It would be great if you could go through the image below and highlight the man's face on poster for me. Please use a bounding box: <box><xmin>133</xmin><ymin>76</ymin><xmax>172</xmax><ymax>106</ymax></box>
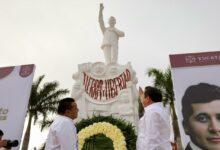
<box><xmin>185</xmin><ymin>100</ymin><xmax>220</xmax><ymax>150</ymax></box>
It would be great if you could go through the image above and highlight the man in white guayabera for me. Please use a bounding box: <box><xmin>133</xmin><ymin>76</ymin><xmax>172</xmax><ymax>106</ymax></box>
<box><xmin>99</xmin><ymin>3</ymin><xmax>125</xmax><ymax>64</ymax></box>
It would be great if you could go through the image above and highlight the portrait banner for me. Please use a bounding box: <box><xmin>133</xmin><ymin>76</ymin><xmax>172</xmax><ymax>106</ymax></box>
<box><xmin>170</xmin><ymin>51</ymin><xmax>220</xmax><ymax>150</ymax></box>
<box><xmin>0</xmin><ymin>64</ymin><xmax>35</xmax><ymax>150</ymax></box>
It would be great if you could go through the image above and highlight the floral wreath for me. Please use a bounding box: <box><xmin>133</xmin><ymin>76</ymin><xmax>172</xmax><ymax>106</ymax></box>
<box><xmin>78</xmin><ymin>122</ymin><xmax>126</xmax><ymax>150</ymax></box>
<box><xmin>76</xmin><ymin>115</ymin><xmax>136</xmax><ymax>150</ymax></box>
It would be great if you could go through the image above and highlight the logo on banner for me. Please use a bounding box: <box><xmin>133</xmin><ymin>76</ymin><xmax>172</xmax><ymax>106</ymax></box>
<box><xmin>0</xmin><ymin>107</ymin><xmax>9</xmax><ymax>121</ymax></box>
<box><xmin>19</xmin><ymin>65</ymin><xmax>34</xmax><ymax>78</ymax></box>
<box><xmin>0</xmin><ymin>67</ymin><xmax>14</xmax><ymax>79</ymax></box>
<box><xmin>185</xmin><ymin>56</ymin><xmax>196</xmax><ymax>64</ymax></box>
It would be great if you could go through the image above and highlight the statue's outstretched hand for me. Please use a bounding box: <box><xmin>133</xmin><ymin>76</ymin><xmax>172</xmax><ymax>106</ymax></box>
<box><xmin>100</xmin><ymin>3</ymin><xmax>104</xmax><ymax>11</ymax></box>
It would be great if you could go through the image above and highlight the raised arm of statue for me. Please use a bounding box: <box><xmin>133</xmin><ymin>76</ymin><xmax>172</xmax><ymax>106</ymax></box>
<box><xmin>99</xmin><ymin>3</ymin><xmax>105</xmax><ymax>34</ymax></box>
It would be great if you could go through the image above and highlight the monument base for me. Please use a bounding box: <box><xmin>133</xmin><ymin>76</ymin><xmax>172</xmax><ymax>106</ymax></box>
<box><xmin>71</xmin><ymin>62</ymin><xmax>139</xmax><ymax>127</ymax></box>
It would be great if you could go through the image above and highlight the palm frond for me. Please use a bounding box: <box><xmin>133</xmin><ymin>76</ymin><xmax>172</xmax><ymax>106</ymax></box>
<box><xmin>147</xmin><ymin>67</ymin><xmax>174</xmax><ymax>104</ymax></box>
<box><xmin>38</xmin><ymin>119</ymin><xmax>54</xmax><ymax>131</ymax></box>
<box><xmin>25</xmin><ymin>75</ymin><xmax>69</xmax><ymax>137</ymax></box>
<box><xmin>41</xmin><ymin>89</ymin><xmax>69</xmax><ymax>104</ymax></box>
<box><xmin>147</xmin><ymin>68</ymin><xmax>166</xmax><ymax>90</ymax></box>
<box><xmin>38</xmin><ymin>82</ymin><xmax>59</xmax><ymax>100</ymax></box>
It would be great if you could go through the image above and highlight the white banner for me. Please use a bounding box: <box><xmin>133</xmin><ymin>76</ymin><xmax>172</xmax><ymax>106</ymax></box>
<box><xmin>0</xmin><ymin>64</ymin><xmax>35</xmax><ymax>150</ymax></box>
<box><xmin>170</xmin><ymin>51</ymin><xmax>220</xmax><ymax>150</ymax></box>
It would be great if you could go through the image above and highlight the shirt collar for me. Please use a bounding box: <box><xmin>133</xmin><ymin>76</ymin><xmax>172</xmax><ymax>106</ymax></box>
<box><xmin>144</xmin><ymin>102</ymin><xmax>163</xmax><ymax>111</ymax></box>
<box><xmin>189</xmin><ymin>141</ymin><xmax>202</xmax><ymax>150</ymax></box>
<box><xmin>58</xmin><ymin>114</ymin><xmax>74</xmax><ymax>122</ymax></box>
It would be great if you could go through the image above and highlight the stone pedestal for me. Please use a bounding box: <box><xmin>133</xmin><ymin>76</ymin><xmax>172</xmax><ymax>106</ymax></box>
<box><xmin>71</xmin><ymin>62</ymin><xmax>139</xmax><ymax>127</ymax></box>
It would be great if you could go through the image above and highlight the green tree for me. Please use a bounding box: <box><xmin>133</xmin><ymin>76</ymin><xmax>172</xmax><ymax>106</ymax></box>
<box><xmin>21</xmin><ymin>75</ymin><xmax>69</xmax><ymax>150</ymax></box>
<box><xmin>147</xmin><ymin>67</ymin><xmax>183</xmax><ymax>150</ymax></box>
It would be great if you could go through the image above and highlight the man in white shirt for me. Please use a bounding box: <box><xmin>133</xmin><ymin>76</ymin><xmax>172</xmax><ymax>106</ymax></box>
<box><xmin>137</xmin><ymin>86</ymin><xmax>172</xmax><ymax>150</ymax></box>
<box><xmin>45</xmin><ymin>98</ymin><xmax>79</xmax><ymax>150</ymax></box>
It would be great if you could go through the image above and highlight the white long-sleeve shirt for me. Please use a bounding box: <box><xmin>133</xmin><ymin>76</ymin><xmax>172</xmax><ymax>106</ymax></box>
<box><xmin>45</xmin><ymin>115</ymin><xmax>78</xmax><ymax>150</ymax></box>
<box><xmin>137</xmin><ymin>102</ymin><xmax>172</xmax><ymax>150</ymax></box>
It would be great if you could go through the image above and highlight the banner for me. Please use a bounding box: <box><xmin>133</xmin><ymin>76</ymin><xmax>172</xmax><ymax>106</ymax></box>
<box><xmin>0</xmin><ymin>64</ymin><xmax>35</xmax><ymax>150</ymax></box>
<box><xmin>170</xmin><ymin>51</ymin><xmax>220</xmax><ymax>150</ymax></box>
<box><xmin>83</xmin><ymin>69</ymin><xmax>131</xmax><ymax>101</ymax></box>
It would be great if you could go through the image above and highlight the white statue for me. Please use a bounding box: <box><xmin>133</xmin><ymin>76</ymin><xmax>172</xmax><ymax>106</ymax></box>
<box><xmin>99</xmin><ymin>3</ymin><xmax>125</xmax><ymax>64</ymax></box>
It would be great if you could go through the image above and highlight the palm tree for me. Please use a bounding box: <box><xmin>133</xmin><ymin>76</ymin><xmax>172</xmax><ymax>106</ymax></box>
<box><xmin>147</xmin><ymin>67</ymin><xmax>183</xmax><ymax>150</ymax></box>
<box><xmin>21</xmin><ymin>75</ymin><xmax>69</xmax><ymax>150</ymax></box>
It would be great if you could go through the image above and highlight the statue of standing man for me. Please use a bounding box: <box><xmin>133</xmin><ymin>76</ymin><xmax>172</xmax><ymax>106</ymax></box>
<box><xmin>99</xmin><ymin>3</ymin><xmax>125</xmax><ymax>64</ymax></box>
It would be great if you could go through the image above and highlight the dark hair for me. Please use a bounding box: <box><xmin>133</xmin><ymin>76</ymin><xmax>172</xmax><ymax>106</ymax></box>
<box><xmin>57</xmin><ymin>97</ymin><xmax>75</xmax><ymax>114</ymax></box>
<box><xmin>182</xmin><ymin>83</ymin><xmax>220</xmax><ymax>125</ymax></box>
<box><xmin>0</xmin><ymin>129</ymin><xmax>3</xmax><ymax>136</ymax></box>
<box><xmin>144</xmin><ymin>86</ymin><xmax>162</xmax><ymax>102</ymax></box>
